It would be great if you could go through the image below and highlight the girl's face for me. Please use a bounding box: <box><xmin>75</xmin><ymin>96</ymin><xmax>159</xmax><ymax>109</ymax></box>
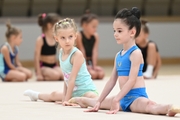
<box><xmin>11</xmin><ymin>32</ymin><xmax>22</xmax><ymax>46</ymax></box>
<box><xmin>83</xmin><ymin>19</ymin><xmax>98</xmax><ymax>35</ymax></box>
<box><xmin>47</xmin><ymin>23</ymin><xmax>55</xmax><ymax>32</ymax></box>
<box><xmin>55</xmin><ymin>28</ymin><xmax>77</xmax><ymax>50</ymax></box>
<box><xmin>136</xmin><ymin>28</ymin><xmax>148</xmax><ymax>44</ymax></box>
<box><xmin>113</xmin><ymin>19</ymin><xmax>134</xmax><ymax>44</ymax></box>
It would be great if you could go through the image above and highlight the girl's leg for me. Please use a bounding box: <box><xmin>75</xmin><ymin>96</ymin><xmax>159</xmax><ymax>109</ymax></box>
<box><xmin>69</xmin><ymin>96</ymin><xmax>121</xmax><ymax>110</ymax></box>
<box><xmin>38</xmin><ymin>91</ymin><xmax>63</xmax><ymax>102</ymax></box>
<box><xmin>24</xmin><ymin>90</ymin><xmax>63</xmax><ymax>102</ymax></box>
<box><xmin>83</xmin><ymin>91</ymin><xmax>99</xmax><ymax>98</ymax></box>
<box><xmin>95</xmin><ymin>66</ymin><xmax>105</xmax><ymax>79</ymax></box>
<box><xmin>130</xmin><ymin>97</ymin><xmax>180</xmax><ymax>116</ymax></box>
<box><xmin>5</xmin><ymin>70</ymin><xmax>26</xmax><ymax>82</ymax></box>
<box><xmin>87</xmin><ymin>66</ymin><xmax>98</xmax><ymax>79</ymax></box>
<box><xmin>53</xmin><ymin>66</ymin><xmax>64</xmax><ymax>80</ymax></box>
<box><xmin>16</xmin><ymin>67</ymin><xmax>32</xmax><ymax>80</ymax></box>
<box><xmin>41</xmin><ymin>67</ymin><xmax>62</xmax><ymax>81</ymax></box>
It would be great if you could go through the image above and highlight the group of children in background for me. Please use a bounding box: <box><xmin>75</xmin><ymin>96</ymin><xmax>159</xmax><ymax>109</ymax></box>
<box><xmin>0</xmin><ymin>10</ymin><xmax>161</xmax><ymax>82</ymax></box>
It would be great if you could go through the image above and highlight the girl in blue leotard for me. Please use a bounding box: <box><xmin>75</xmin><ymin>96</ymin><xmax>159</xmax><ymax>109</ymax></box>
<box><xmin>69</xmin><ymin>7</ymin><xmax>180</xmax><ymax>117</ymax></box>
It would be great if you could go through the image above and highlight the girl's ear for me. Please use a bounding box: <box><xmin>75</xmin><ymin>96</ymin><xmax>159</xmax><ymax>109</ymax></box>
<box><xmin>53</xmin><ymin>35</ymin><xmax>58</xmax><ymax>42</ymax></box>
<box><xmin>75</xmin><ymin>32</ymin><xmax>78</xmax><ymax>39</ymax></box>
<box><xmin>130</xmin><ymin>27</ymin><xmax>136</xmax><ymax>38</ymax></box>
<box><xmin>10</xmin><ymin>34</ymin><xmax>17</xmax><ymax>41</ymax></box>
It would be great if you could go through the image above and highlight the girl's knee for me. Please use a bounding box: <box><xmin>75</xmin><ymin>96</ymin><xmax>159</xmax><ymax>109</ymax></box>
<box><xmin>89</xmin><ymin>70</ymin><xmax>98</xmax><ymax>79</ymax></box>
<box><xmin>18</xmin><ymin>73</ymin><xmax>27</xmax><ymax>81</ymax></box>
<box><xmin>50</xmin><ymin>91</ymin><xmax>59</xmax><ymax>100</ymax></box>
<box><xmin>51</xmin><ymin>91</ymin><xmax>58</xmax><ymax>96</ymax></box>
<box><xmin>145</xmin><ymin>100</ymin><xmax>157</xmax><ymax>113</ymax></box>
<box><xmin>52</xmin><ymin>72</ymin><xmax>61</xmax><ymax>80</ymax></box>
<box><xmin>26</xmin><ymin>70</ymin><xmax>33</xmax><ymax>79</ymax></box>
<box><xmin>98</xmin><ymin>71</ymin><xmax>105</xmax><ymax>79</ymax></box>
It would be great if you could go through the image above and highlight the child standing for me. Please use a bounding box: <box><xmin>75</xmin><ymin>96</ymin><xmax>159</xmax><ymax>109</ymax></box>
<box><xmin>24</xmin><ymin>18</ymin><xmax>98</xmax><ymax>105</ymax></box>
<box><xmin>76</xmin><ymin>13</ymin><xmax>105</xmax><ymax>80</ymax></box>
<box><xmin>69</xmin><ymin>7</ymin><xmax>180</xmax><ymax>116</ymax></box>
<box><xmin>34</xmin><ymin>13</ymin><xmax>63</xmax><ymax>81</ymax></box>
<box><xmin>0</xmin><ymin>22</ymin><xmax>32</xmax><ymax>82</ymax></box>
<box><xmin>136</xmin><ymin>20</ymin><xmax>161</xmax><ymax>79</ymax></box>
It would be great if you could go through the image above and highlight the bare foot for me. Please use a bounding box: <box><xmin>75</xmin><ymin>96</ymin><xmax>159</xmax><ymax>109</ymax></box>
<box><xmin>167</xmin><ymin>105</ymin><xmax>180</xmax><ymax>117</ymax></box>
<box><xmin>69</xmin><ymin>97</ymin><xmax>88</xmax><ymax>108</ymax></box>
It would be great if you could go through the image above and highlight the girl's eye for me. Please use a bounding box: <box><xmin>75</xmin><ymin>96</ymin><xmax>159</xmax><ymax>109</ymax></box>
<box><xmin>113</xmin><ymin>30</ymin><xmax>116</xmax><ymax>33</ymax></box>
<box><xmin>118</xmin><ymin>30</ymin><xmax>122</xmax><ymax>33</ymax></box>
<box><xmin>69</xmin><ymin>35</ymin><xmax>73</xmax><ymax>38</ymax></box>
<box><xmin>61</xmin><ymin>37</ymin><xmax>65</xmax><ymax>40</ymax></box>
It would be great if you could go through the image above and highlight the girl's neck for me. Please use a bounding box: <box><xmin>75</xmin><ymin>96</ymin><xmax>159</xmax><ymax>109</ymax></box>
<box><xmin>123</xmin><ymin>39</ymin><xmax>136</xmax><ymax>51</ymax></box>
<box><xmin>138</xmin><ymin>39</ymin><xmax>149</xmax><ymax>47</ymax></box>
<box><xmin>62</xmin><ymin>47</ymin><xmax>74</xmax><ymax>55</ymax></box>
<box><xmin>83</xmin><ymin>30</ymin><xmax>91</xmax><ymax>39</ymax></box>
<box><xmin>44</xmin><ymin>30</ymin><xmax>54</xmax><ymax>40</ymax></box>
<box><xmin>7</xmin><ymin>41</ymin><xmax>15</xmax><ymax>49</ymax></box>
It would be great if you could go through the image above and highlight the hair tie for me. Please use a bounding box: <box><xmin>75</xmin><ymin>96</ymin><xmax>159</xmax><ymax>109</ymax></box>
<box><xmin>42</xmin><ymin>13</ymin><xmax>46</xmax><ymax>18</ymax></box>
<box><xmin>62</xmin><ymin>21</ymin><xmax>69</xmax><ymax>25</ymax></box>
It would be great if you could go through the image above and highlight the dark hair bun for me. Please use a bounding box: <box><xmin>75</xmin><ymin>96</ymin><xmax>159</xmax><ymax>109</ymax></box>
<box><xmin>131</xmin><ymin>7</ymin><xmax>141</xmax><ymax>19</ymax></box>
<box><xmin>6</xmin><ymin>20</ymin><xmax>12</xmax><ymax>30</ymax></box>
<box><xmin>38</xmin><ymin>14</ymin><xmax>44</xmax><ymax>27</ymax></box>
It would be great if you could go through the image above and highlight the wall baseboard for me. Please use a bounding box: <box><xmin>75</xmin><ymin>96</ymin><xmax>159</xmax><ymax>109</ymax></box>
<box><xmin>21</xmin><ymin>57</ymin><xmax>180</xmax><ymax>68</ymax></box>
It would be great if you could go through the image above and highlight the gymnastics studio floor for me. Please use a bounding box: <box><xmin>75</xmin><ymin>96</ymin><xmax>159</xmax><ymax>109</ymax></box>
<box><xmin>0</xmin><ymin>64</ymin><xmax>180</xmax><ymax>120</ymax></box>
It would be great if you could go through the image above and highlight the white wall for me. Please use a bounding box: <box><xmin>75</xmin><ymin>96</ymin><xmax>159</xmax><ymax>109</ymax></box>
<box><xmin>0</xmin><ymin>22</ymin><xmax>180</xmax><ymax>60</ymax></box>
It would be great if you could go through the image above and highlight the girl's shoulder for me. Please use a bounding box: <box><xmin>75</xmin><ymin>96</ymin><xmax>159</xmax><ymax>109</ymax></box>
<box><xmin>1</xmin><ymin>44</ymin><xmax>9</xmax><ymax>53</ymax></box>
<box><xmin>71</xmin><ymin>48</ymin><xmax>83</xmax><ymax>59</ymax></box>
<box><xmin>35</xmin><ymin>36</ymin><xmax>44</xmax><ymax>46</ymax></box>
<box><xmin>36</xmin><ymin>35</ymin><xmax>43</xmax><ymax>42</ymax></box>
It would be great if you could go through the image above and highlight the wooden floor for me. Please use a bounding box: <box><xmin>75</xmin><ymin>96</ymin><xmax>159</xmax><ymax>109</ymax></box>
<box><xmin>0</xmin><ymin>64</ymin><xmax>180</xmax><ymax>120</ymax></box>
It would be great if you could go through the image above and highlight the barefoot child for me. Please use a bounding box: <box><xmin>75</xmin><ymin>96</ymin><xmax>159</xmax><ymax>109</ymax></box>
<box><xmin>0</xmin><ymin>22</ymin><xmax>32</xmax><ymax>82</ymax></box>
<box><xmin>24</xmin><ymin>18</ymin><xmax>98</xmax><ymax>105</ymax></box>
<box><xmin>69</xmin><ymin>7</ymin><xmax>180</xmax><ymax>116</ymax></box>
<box><xmin>34</xmin><ymin>13</ymin><xmax>63</xmax><ymax>81</ymax></box>
<box><xmin>76</xmin><ymin>12</ymin><xmax>105</xmax><ymax>80</ymax></box>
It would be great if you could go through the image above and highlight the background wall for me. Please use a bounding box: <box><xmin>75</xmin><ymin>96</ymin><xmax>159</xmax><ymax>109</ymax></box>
<box><xmin>0</xmin><ymin>21</ymin><xmax>180</xmax><ymax>61</ymax></box>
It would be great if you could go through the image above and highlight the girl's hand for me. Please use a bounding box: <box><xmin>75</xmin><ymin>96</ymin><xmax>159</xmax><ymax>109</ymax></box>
<box><xmin>106</xmin><ymin>98</ymin><xmax>119</xmax><ymax>114</ymax></box>
<box><xmin>84</xmin><ymin>101</ymin><xmax>101</xmax><ymax>112</ymax></box>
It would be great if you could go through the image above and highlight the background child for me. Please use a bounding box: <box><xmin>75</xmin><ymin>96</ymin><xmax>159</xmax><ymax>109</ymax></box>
<box><xmin>0</xmin><ymin>22</ymin><xmax>32</xmax><ymax>82</ymax></box>
<box><xmin>76</xmin><ymin>12</ymin><xmax>105</xmax><ymax>80</ymax></box>
<box><xmin>69</xmin><ymin>7</ymin><xmax>180</xmax><ymax>117</ymax></box>
<box><xmin>24</xmin><ymin>18</ymin><xmax>98</xmax><ymax>105</ymax></box>
<box><xmin>34</xmin><ymin>13</ymin><xmax>63</xmax><ymax>81</ymax></box>
<box><xmin>136</xmin><ymin>20</ymin><xmax>161</xmax><ymax>79</ymax></box>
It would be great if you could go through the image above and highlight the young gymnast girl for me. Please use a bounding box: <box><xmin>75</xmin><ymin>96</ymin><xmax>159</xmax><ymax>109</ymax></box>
<box><xmin>69</xmin><ymin>7</ymin><xmax>180</xmax><ymax>116</ymax></box>
<box><xmin>24</xmin><ymin>18</ymin><xmax>98</xmax><ymax>105</ymax></box>
<box><xmin>76</xmin><ymin>12</ymin><xmax>105</xmax><ymax>80</ymax></box>
<box><xmin>0</xmin><ymin>22</ymin><xmax>32</xmax><ymax>82</ymax></box>
<box><xmin>136</xmin><ymin>20</ymin><xmax>161</xmax><ymax>79</ymax></box>
<box><xmin>34</xmin><ymin>13</ymin><xmax>63</xmax><ymax>81</ymax></box>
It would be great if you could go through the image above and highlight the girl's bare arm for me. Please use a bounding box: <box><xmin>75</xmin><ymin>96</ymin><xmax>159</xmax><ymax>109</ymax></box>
<box><xmin>64</xmin><ymin>50</ymin><xmax>84</xmax><ymax>101</ymax></box>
